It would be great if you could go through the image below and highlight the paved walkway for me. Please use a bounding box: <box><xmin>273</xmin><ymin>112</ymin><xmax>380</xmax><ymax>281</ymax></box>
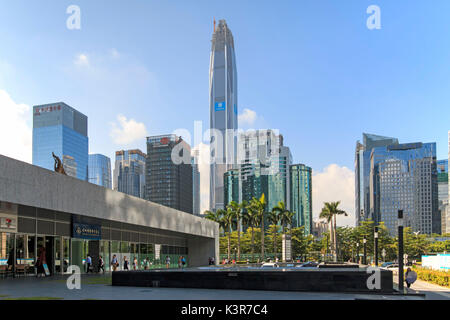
<box><xmin>392</xmin><ymin>273</ymin><xmax>450</xmax><ymax>300</ymax></box>
<box><xmin>0</xmin><ymin>274</ymin><xmax>423</xmax><ymax>300</ymax></box>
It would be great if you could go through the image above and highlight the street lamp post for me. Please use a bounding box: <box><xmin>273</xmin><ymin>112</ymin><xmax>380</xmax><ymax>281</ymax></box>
<box><xmin>363</xmin><ymin>237</ymin><xmax>367</xmax><ymax>265</ymax></box>
<box><xmin>374</xmin><ymin>226</ymin><xmax>379</xmax><ymax>266</ymax></box>
<box><xmin>398</xmin><ymin>210</ymin><xmax>404</xmax><ymax>291</ymax></box>
<box><xmin>356</xmin><ymin>242</ymin><xmax>360</xmax><ymax>264</ymax></box>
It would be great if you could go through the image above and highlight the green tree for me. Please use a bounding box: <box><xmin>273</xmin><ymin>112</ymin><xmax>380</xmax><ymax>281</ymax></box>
<box><xmin>267</xmin><ymin>209</ymin><xmax>281</xmax><ymax>258</ymax></box>
<box><xmin>319</xmin><ymin>201</ymin><xmax>348</xmax><ymax>261</ymax></box>
<box><xmin>249</xmin><ymin>194</ymin><xmax>267</xmax><ymax>260</ymax></box>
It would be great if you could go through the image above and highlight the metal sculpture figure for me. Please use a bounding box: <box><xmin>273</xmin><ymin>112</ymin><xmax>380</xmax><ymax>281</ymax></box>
<box><xmin>52</xmin><ymin>152</ymin><xmax>67</xmax><ymax>175</ymax></box>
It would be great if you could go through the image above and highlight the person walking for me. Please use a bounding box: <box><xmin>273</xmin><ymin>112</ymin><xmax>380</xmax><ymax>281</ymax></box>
<box><xmin>405</xmin><ymin>267</ymin><xmax>417</xmax><ymax>288</ymax></box>
<box><xmin>165</xmin><ymin>256</ymin><xmax>170</xmax><ymax>269</ymax></box>
<box><xmin>178</xmin><ymin>256</ymin><xmax>182</xmax><ymax>268</ymax></box>
<box><xmin>133</xmin><ymin>257</ymin><xmax>138</xmax><ymax>270</ymax></box>
<box><xmin>86</xmin><ymin>254</ymin><xmax>92</xmax><ymax>273</ymax></box>
<box><xmin>111</xmin><ymin>254</ymin><xmax>118</xmax><ymax>271</ymax></box>
<box><xmin>98</xmin><ymin>256</ymin><xmax>105</xmax><ymax>273</ymax></box>
<box><xmin>123</xmin><ymin>256</ymin><xmax>129</xmax><ymax>270</ymax></box>
<box><xmin>181</xmin><ymin>256</ymin><xmax>186</xmax><ymax>269</ymax></box>
<box><xmin>35</xmin><ymin>247</ymin><xmax>47</xmax><ymax>277</ymax></box>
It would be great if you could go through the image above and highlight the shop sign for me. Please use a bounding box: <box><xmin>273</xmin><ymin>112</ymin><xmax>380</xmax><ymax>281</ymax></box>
<box><xmin>155</xmin><ymin>244</ymin><xmax>161</xmax><ymax>260</ymax></box>
<box><xmin>0</xmin><ymin>214</ymin><xmax>17</xmax><ymax>232</ymax></box>
<box><xmin>72</xmin><ymin>222</ymin><xmax>101</xmax><ymax>240</ymax></box>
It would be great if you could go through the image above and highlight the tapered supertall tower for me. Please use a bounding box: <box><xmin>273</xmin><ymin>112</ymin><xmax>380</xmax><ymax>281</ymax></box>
<box><xmin>209</xmin><ymin>19</ymin><xmax>238</xmax><ymax>211</ymax></box>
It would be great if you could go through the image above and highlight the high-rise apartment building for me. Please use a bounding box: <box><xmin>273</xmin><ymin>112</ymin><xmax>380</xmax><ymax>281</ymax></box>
<box><xmin>32</xmin><ymin>102</ymin><xmax>88</xmax><ymax>181</ymax></box>
<box><xmin>369</xmin><ymin>142</ymin><xmax>439</xmax><ymax>235</ymax></box>
<box><xmin>113</xmin><ymin>149</ymin><xmax>146</xmax><ymax>199</ymax></box>
<box><xmin>192</xmin><ymin>148</ymin><xmax>201</xmax><ymax>215</ymax></box>
<box><xmin>209</xmin><ymin>19</ymin><xmax>238</xmax><ymax>211</ymax></box>
<box><xmin>145</xmin><ymin>135</ymin><xmax>193</xmax><ymax>214</ymax></box>
<box><xmin>88</xmin><ymin>154</ymin><xmax>112</xmax><ymax>189</ymax></box>
<box><xmin>355</xmin><ymin>133</ymin><xmax>399</xmax><ymax>225</ymax></box>
<box><xmin>290</xmin><ymin>164</ymin><xmax>313</xmax><ymax>234</ymax></box>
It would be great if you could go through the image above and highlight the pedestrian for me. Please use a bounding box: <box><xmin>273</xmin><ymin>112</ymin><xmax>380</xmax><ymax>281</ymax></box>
<box><xmin>98</xmin><ymin>255</ymin><xmax>105</xmax><ymax>273</ymax></box>
<box><xmin>133</xmin><ymin>257</ymin><xmax>138</xmax><ymax>270</ymax></box>
<box><xmin>211</xmin><ymin>256</ymin><xmax>215</xmax><ymax>265</ymax></box>
<box><xmin>165</xmin><ymin>256</ymin><xmax>171</xmax><ymax>269</ymax></box>
<box><xmin>145</xmin><ymin>257</ymin><xmax>150</xmax><ymax>270</ymax></box>
<box><xmin>86</xmin><ymin>254</ymin><xmax>92</xmax><ymax>273</ymax></box>
<box><xmin>181</xmin><ymin>256</ymin><xmax>186</xmax><ymax>268</ymax></box>
<box><xmin>111</xmin><ymin>254</ymin><xmax>118</xmax><ymax>271</ymax></box>
<box><xmin>405</xmin><ymin>267</ymin><xmax>417</xmax><ymax>288</ymax></box>
<box><xmin>178</xmin><ymin>256</ymin><xmax>182</xmax><ymax>268</ymax></box>
<box><xmin>7</xmin><ymin>248</ymin><xmax>14</xmax><ymax>272</ymax></box>
<box><xmin>123</xmin><ymin>256</ymin><xmax>129</xmax><ymax>270</ymax></box>
<box><xmin>208</xmin><ymin>257</ymin><xmax>212</xmax><ymax>265</ymax></box>
<box><xmin>35</xmin><ymin>247</ymin><xmax>47</xmax><ymax>277</ymax></box>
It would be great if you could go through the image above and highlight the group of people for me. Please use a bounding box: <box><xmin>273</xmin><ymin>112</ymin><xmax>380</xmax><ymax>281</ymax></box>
<box><xmin>208</xmin><ymin>257</ymin><xmax>215</xmax><ymax>265</ymax></box>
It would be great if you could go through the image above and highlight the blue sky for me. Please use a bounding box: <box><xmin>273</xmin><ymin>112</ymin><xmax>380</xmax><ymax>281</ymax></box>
<box><xmin>1</xmin><ymin>0</ymin><xmax>449</xmax><ymax>223</ymax></box>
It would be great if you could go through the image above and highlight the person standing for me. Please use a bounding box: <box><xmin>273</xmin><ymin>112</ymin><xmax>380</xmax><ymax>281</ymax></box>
<box><xmin>111</xmin><ymin>254</ymin><xmax>118</xmax><ymax>271</ymax></box>
<box><xmin>123</xmin><ymin>256</ymin><xmax>129</xmax><ymax>270</ymax></box>
<box><xmin>181</xmin><ymin>256</ymin><xmax>186</xmax><ymax>269</ymax></box>
<box><xmin>98</xmin><ymin>256</ymin><xmax>105</xmax><ymax>273</ymax></box>
<box><xmin>86</xmin><ymin>254</ymin><xmax>92</xmax><ymax>273</ymax></box>
<box><xmin>165</xmin><ymin>256</ymin><xmax>170</xmax><ymax>269</ymax></box>
<box><xmin>178</xmin><ymin>256</ymin><xmax>182</xmax><ymax>268</ymax></box>
<box><xmin>35</xmin><ymin>247</ymin><xmax>47</xmax><ymax>277</ymax></box>
<box><xmin>405</xmin><ymin>267</ymin><xmax>417</xmax><ymax>288</ymax></box>
<box><xmin>133</xmin><ymin>257</ymin><xmax>138</xmax><ymax>270</ymax></box>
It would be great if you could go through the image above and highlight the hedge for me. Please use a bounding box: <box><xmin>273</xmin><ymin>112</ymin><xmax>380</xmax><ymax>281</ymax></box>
<box><xmin>413</xmin><ymin>267</ymin><xmax>450</xmax><ymax>287</ymax></box>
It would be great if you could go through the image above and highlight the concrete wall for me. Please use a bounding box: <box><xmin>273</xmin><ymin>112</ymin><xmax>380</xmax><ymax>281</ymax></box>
<box><xmin>0</xmin><ymin>154</ymin><xmax>219</xmax><ymax>266</ymax></box>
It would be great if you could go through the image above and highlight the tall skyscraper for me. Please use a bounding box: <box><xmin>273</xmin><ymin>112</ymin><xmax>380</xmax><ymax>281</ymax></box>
<box><xmin>192</xmin><ymin>148</ymin><xmax>201</xmax><ymax>215</ymax></box>
<box><xmin>224</xmin><ymin>168</ymin><xmax>240</xmax><ymax>207</ymax></box>
<box><xmin>355</xmin><ymin>133</ymin><xmax>399</xmax><ymax>225</ymax></box>
<box><xmin>209</xmin><ymin>19</ymin><xmax>238</xmax><ymax>211</ymax></box>
<box><xmin>32</xmin><ymin>102</ymin><xmax>88</xmax><ymax>181</ymax></box>
<box><xmin>369</xmin><ymin>142</ymin><xmax>439</xmax><ymax>235</ymax></box>
<box><xmin>437</xmin><ymin>159</ymin><xmax>448</xmax><ymax>234</ymax></box>
<box><xmin>88</xmin><ymin>154</ymin><xmax>112</xmax><ymax>189</ymax></box>
<box><xmin>145</xmin><ymin>135</ymin><xmax>193</xmax><ymax>214</ymax></box>
<box><xmin>113</xmin><ymin>149</ymin><xmax>146</xmax><ymax>199</ymax></box>
<box><xmin>290</xmin><ymin>164</ymin><xmax>313</xmax><ymax>234</ymax></box>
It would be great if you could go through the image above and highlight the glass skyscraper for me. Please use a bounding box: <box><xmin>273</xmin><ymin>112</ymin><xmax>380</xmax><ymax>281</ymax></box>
<box><xmin>437</xmin><ymin>159</ymin><xmax>448</xmax><ymax>234</ymax></box>
<box><xmin>224</xmin><ymin>168</ymin><xmax>240</xmax><ymax>207</ymax></box>
<box><xmin>88</xmin><ymin>154</ymin><xmax>112</xmax><ymax>189</ymax></box>
<box><xmin>370</xmin><ymin>142</ymin><xmax>439</xmax><ymax>235</ymax></box>
<box><xmin>209</xmin><ymin>19</ymin><xmax>238</xmax><ymax>211</ymax></box>
<box><xmin>192</xmin><ymin>148</ymin><xmax>201</xmax><ymax>215</ymax></box>
<box><xmin>355</xmin><ymin>133</ymin><xmax>399</xmax><ymax>225</ymax></box>
<box><xmin>113</xmin><ymin>149</ymin><xmax>146</xmax><ymax>199</ymax></box>
<box><xmin>145</xmin><ymin>135</ymin><xmax>193</xmax><ymax>214</ymax></box>
<box><xmin>290</xmin><ymin>164</ymin><xmax>313</xmax><ymax>234</ymax></box>
<box><xmin>32</xmin><ymin>102</ymin><xmax>88</xmax><ymax>181</ymax></box>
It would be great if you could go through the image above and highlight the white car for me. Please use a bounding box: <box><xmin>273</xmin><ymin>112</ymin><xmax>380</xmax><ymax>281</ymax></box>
<box><xmin>261</xmin><ymin>263</ymin><xmax>279</xmax><ymax>268</ymax></box>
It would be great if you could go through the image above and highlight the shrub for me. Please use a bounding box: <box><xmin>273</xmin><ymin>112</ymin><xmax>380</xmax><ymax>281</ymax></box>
<box><xmin>413</xmin><ymin>266</ymin><xmax>450</xmax><ymax>287</ymax></box>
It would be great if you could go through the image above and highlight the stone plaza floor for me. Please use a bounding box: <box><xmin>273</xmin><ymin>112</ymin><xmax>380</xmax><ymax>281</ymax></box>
<box><xmin>0</xmin><ymin>273</ymin><xmax>430</xmax><ymax>300</ymax></box>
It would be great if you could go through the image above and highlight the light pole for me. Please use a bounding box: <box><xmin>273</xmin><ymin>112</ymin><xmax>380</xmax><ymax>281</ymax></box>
<box><xmin>374</xmin><ymin>226</ymin><xmax>379</xmax><ymax>266</ymax></box>
<box><xmin>398</xmin><ymin>210</ymin><xmax>404</xmax><ymax>291</ymax></box>
<box><xmin>363</xmin><ymin>237</ymin><xmax>367</xmax><ymax>265</ymax></box>
<box><xmin>356</xmin><ymin>242</ymin><xmax>360</xmax><ymax>264</ymax></box>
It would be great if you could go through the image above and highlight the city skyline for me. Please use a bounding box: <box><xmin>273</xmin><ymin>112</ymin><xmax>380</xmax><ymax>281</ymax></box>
<box><xmin>1</xmin><ymin>1</ymin><xmax>450</xmax><ymax>226</ymax></box>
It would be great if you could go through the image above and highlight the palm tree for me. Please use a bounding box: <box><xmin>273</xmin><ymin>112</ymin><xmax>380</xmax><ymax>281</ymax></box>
<box><xmin>273</xmin><ymin>201</ymin><xmax>294</xmax><ymax>262</ymax></box>
<box><xmin>222</xmin><ymin>207</ymin><xmax>234</xmax><ymax>262</ymax></box>
<box><xmin>227</xmin><ymin>200</ymin><xmax>247</xmax><ymax>261</ymax></box>
<box><xmin>268</xmin><ymin>209</ymin><xmax>281</xmax><ymax>259</ymax></box>
<box><xmin>245</xmin><ymin>201</ymin><xmax>259</xmax><ymax>262</ymax></box>
<box><xmin>319</xmin><ymin>201</ymin><xmax>348</xmax><ymax>262</ymax></box>
<box><xmin>205</xmin><ymin>209</ymin><xmax>231</xmax><ymax>261</ymax></box>
<box><xmin>250</xmin><ymin>194</ymin><xmax>267</xmax><ymax>261</ymax></box>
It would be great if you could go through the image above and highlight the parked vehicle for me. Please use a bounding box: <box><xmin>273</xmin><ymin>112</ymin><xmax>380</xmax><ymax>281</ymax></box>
<box><xmin>261</xmin><ymin>263</ymin><xmax>279</xmax><ymax>268</ymax></box>
<box><xmin>296</xmin><ymin>261</ymin><xmax>319</xmax><ymax>268</ymax></box>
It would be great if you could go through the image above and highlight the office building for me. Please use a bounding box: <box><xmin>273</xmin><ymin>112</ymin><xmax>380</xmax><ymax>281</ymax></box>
<box><xmin>224</xmin><ymin>168</ymin><xmax>240</xmax><ymax>207</ymax></box>
<box><xmin>370</xmin><ymin>142</ymin><xmax>439</xmax><ymax>235</ymax></box>
<box><xmin>355</xmin><ymin>133</ymin><xmax>399</xmax><ymax>225</ymax></box>
<box><xmin>290</xmin><ymin>164</ymin><xmax>313</xmax><ymax>234</ymax></box>
<box><xmin>209</xmin><ymin>19</ymin><xmax>238</xmax><ymax>211</ymax></box>
<box><xmin>145</xmin><ymin>135</ymin><xmax>193</xmax><ymax>214</ymax></box>
<box><xmin>88</xmin><ymin>154</ymin><xmax>112</xmax><ymax>189</ymax></box>
<box><xmin>113</xmin><ymin>149</ymin><xmax>146</xmax><ymax>199</ymax></box>
<box><xmin>32</xmin><ymin>102</ymin><xmax>88</xmax><ymax>181</ymax></box>
<box><xmin>192</xmin><ymin>148</ymin><xmax>201</xmax><ymax>215</ymax></box>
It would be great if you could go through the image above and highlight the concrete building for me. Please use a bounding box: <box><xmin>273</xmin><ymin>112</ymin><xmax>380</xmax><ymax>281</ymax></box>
<box><xmin>0</xmin><ymin>154</ymin><xmax>218</xmax><ymax>276</ymax></box>
<box><xmin>312</xmin><ymin>220</ymin><xmax>329</xmax><ymax>239</ymax></box>
<box><xmin>145</xmin><ymin>135</ymin><xmax>193</xmax><ymax>214</ymax></box>
<box><xmin>89</xmin><ymin>154</ymin><xmax>112</xmax><ymax>189</ymax></box>
<box><xmin>32</xmin><ymin>102</ymin><xmax>88</xmax><ymax>181</ymax></box>
<box><xmin>113</xmin><ymin>149</ymin><xmax>146</xmax><ymax>199</ymax></box>
<box><xmin>192</xmin><ymin>148</ymin><xmax>201</xmax><ymax>216</ymax></box>
<box><xmin>209</xmin><ymin>19</ymin><xmax>238</xmax><ymax>211</ymax></box>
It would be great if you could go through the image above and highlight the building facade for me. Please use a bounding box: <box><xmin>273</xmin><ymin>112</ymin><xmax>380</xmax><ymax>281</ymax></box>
<box><xmin>32</xmin><ymin>102</ymin><xmax>88</xmax><ymax>181</ymax></box>
<box><xmin>88</xmin><ymin>154</ymin><xmax>112</xmax><ymax>189</ymax></box>
<box><xmin>370</xmin><ymin>142</ymin><xmax>439</xmax><ymax>235</ymax></box>
<box><xmin>355</xmin><ymin>133</ymin><xmax>399</xmax><ymax>225</ymax></box>
<box><xmin>113</xmin><ymin>149</ymin><xmax>146</xmax><ymax>199</ymax></box>
<box><xmin>224</xmin><ymin>168</ymin><xmax>240</xmax><ymax>207</ymax></box>
<box><xmin>145</xmin><ymin>135</ymin><xmax>193</xmax><ymax>214</ymax></box>
<box><xmin>290</xmin><ymin>164</ymin><xmax>313</xmax><ymax>234</ymax></box>
<box><xmin>192</xmin><ymin>148</ymin><xmax>201</xmax><ymax>215</ymax></box>
<box><xmin>209</xmin><ymin>19</ymin><xmax>238</xmax><ymax>211</ymax></box>
<box><xmin>0</xmin><ymin>154</ymin><xmax>218</xmax><ymax>276</ymax></box>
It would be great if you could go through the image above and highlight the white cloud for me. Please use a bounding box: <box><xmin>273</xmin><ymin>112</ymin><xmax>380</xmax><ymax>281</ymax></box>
<box><xmin>238</xmin><ymin>108</ymin><xmax>257</xmax><ymax>127</ymax></box>
<box><xmin>0</xmin><ymin>90</ymin><xmax>32</xmax><ymax>163</ymax></box>
<box><xmin>312</xmin><ymin>164</ymin><xmax>355</xmax><ymax>227</ymax></box>
<box><xmin>110</xmin><ymin>48</ymin><xmax>120</xmax><ymax>59</ymax></box>
<box><xmin>74</xmin><ymin>53</ymin><xmax>89</xmax><ymax>67</ymax></box>
<box><xmin>110</xmin><ymin>114</ymin><xmax>148</xmax><ymax>145</ymax></box>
